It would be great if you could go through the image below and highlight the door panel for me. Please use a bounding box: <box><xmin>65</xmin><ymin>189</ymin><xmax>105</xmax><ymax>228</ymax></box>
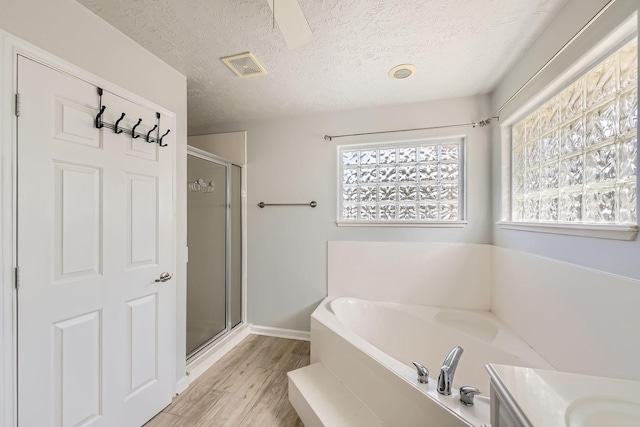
<box><xmin>54</xmin><ymin>162</ymin><xmax>103</xmax><ymax>280</ymax></box>
<box><xmin>53</xmin><ymin>96</ymin><xmax>102</xmax><ymax>148</ymax></box>
<box><xmin>126</xmin><ymin>293</ymin><xmax>158</xmax><ymax>394</ymax></box>
<box><xmin>17</xmin><ymin>56</ymin><xmax>174</xmax><ymax>427</ymax></box>
<box><xmin>126</xmin><ymin>174</ymin><xmax>158</xmax><ymax>267</ymax></box>
<box><xmin>53</xmin><ymin>311</ymin><xmax>102</xmax><ymax>427</ymax></box>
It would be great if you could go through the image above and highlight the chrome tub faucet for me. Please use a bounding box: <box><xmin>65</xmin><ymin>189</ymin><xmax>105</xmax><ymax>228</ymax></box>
<box><xmin>459</xmin><ymin>386</ymin><xmax>482</xmax><ymax>405</ymax></box>
<box><xmin>412</xmin><ymin>361</ymin><xmax>429</xmax><ymax>384</ymax></box>
<box><xmin>437</xmin><ymin>346</ymin><xmax>464</xmax><ymax>395</ymax></box>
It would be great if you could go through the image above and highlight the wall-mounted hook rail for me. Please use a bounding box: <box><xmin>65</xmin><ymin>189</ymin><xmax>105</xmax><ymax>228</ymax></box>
<box><xmin>146</xmin><ymin>124</ymin><xmax>158</xmax><ymax>143</ymax></box>
<box><xmin>159</xmin><ymin>129</ymin><xmax>170</xmax><ymax>147</ymax></box>
<box><xmin>258</xmin><ymin>201</ymin><xmax>318</xmax><ymax>208</ymax></box>
<box><xmin>95</xmin><ymin>105</ymin><xmax>106</xmax><ymax>129</ymax></box>
<box><xmin>131</xmin><ymin>118</ymin><xmax>142</xmax><ymax>138</ymax></box>
<box><xmin>93</xmin><ymin>88</ymin><xmax>170</xmax><ymax>147</ymax></box>
<box><xmin>94</xmin><ymin>113</ymin><xmax>167</xmax><ymax>145</ymax></box>
<box><xmin>114</xmin><ymin>112</ymin><xmax>126</xmax><ymax>134</ymax></box>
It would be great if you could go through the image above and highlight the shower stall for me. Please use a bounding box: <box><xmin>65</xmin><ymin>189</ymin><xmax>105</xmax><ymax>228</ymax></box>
<box><xmin>186</xmin><ymin>146</ymin><xmax>242</xmax><ymax>359</ymax></box>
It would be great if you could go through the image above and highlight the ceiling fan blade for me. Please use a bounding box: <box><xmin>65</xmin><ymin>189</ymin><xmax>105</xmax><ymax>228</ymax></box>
<box><xmin>266</xmin><ymin>0</ymin><xmax>313</xmax><ymax>49</ymax></box>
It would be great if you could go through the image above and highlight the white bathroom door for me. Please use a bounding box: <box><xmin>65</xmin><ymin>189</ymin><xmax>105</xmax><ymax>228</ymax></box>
<box><xmin>17</xmin><ymin>56</ymin><xmax>174</xmax><ymax>426</ymax></box>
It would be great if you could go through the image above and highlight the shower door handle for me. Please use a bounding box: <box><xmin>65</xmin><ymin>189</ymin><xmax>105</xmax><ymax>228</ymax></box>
<box><xmin>155</xmin><ymin>272</ymin><xmax>172</xmax><ymax>283</ymax></box>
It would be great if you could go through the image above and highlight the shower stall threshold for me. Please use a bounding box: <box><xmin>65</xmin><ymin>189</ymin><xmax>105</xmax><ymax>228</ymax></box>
<box><xmin>186</xmin><ymin>323</ymin><xmax>251</xmax><ymax>384</ymax></box>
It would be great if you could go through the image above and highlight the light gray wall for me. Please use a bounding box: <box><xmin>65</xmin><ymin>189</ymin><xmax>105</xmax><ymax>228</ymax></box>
<box><xmin>188</xmin><ymin>131</ymin><xmax>247</xmax><ymax>166</ymax></box>
<box><xmin>491</xmin><ymin>0</ymin><xmax>640</xmax><ymax>279</ymax></box>
<box><xmin>0</xmin><ymin>0</ymin><xmax>189</xmax><ymax>388</ymax></box>
<box><xmin>191</xmin><ymin>95</ymin><xmax>493</xmax><ymax>331</ymax></box>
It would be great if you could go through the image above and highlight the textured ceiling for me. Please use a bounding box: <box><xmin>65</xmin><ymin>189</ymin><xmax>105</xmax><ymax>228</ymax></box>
<box><xmin>77</xmin><ymin>0</ymin><xmax>568</xmax><ymax>130</ymax></box>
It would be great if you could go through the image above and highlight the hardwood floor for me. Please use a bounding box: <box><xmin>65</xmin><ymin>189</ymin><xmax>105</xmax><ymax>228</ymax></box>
<box><xmin>145</xmin><ymin>335</ymin><xmax>309</xmax><ymax>427</ymax></box>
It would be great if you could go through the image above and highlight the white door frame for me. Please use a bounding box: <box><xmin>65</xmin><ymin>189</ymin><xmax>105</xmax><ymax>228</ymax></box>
<box><xmin>0</xmin><ymin>30</ymin><xmax>178</xmax><ymax>427</ymax></box>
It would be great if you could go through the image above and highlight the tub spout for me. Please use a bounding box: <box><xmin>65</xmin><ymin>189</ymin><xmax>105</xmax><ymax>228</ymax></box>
<box><xmin>437</xmin><ymin>346</ymin><xmax>464</xmax><ymax>395</ymax></box>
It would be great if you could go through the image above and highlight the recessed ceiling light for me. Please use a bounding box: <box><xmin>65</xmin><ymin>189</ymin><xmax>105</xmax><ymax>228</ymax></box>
<box><xmin>389</xmin><ymin>64</ymin><xmax>417</xmax><ymax>80</ymax></box>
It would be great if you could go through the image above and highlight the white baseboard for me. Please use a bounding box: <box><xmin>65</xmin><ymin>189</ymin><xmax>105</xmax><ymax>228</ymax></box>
<box><xmin>250</xmin><ymin>325</ymin><xmax>311</xmax><ymax>341</ymax></box>
<box><xmin>186</xmin><ymin>323</ymin><xmax>251</xmax><ymax>383</ymax></box>
<box><xmin>174</xmin><ymin>375</ymin><xmax>190</xmax><ymax>395</ymax></box>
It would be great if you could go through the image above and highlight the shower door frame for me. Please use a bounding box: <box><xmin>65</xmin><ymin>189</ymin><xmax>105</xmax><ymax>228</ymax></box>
<box><xmin>186</xmin><ymin>146</ymin><xmax>243</xmax><ymax>361</ymax></box>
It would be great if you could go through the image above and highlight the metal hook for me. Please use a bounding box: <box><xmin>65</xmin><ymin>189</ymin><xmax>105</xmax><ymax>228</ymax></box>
<box><xmin>146</xmin><ymin>124</ymin><xmax>158</xmax><ymax>143</ymax></box>
<box><xmin>114</xmin><ymin>112</ymin><xmax>126</xmax><ymax>134</ymax></box>
<box><xmin>95</xmin><ymin>105</ymin><xmax>106</xmax><ymax>129</ymax></box>
<box><xmin>131</xmin><ymin>118</ymin><xmax>142</xmax><ymax>139</ymax></box>
<box><xmin>158</xmin><ymin>129</ymin><xmax>170</xmax><ymax>147</ymax></box>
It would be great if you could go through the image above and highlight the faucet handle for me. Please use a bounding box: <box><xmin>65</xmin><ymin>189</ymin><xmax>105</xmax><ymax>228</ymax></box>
<box><xmin>412</xmin><ymin>362</ymin><xmax>429</xmax><ymax>384</ymax></box>
<box><xmin>459</xmin><ymin>386</ymin><xmax>482</xmax><ymax>405</ymax></box>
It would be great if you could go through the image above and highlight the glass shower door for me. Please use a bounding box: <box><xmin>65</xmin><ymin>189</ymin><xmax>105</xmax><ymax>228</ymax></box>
<box><xmin>186</xmin><ymin>154</ymin><xmax>228</xmax><ymax>355</ymax></box>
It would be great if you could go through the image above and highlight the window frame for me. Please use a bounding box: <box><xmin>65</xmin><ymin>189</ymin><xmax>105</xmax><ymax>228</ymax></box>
<box><xmin>498</xmin><ymin>20</ymin><xmax>638</xmax><ymax>241</ymax></box>
<box><xmin>336</xmin><ymin>137</ymin><xmax>468</xmax><ymax>227</ymax></box>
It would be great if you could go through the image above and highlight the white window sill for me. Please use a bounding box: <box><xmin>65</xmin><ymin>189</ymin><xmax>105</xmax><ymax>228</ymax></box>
<box><xmin>336</xmin><ymin>220</ymin><xmax>467</xmax><ymax>228</ymax></box>
<box><xmin>497</xmin><ymin>221</ymin><xmax>638</xmax><ymax>241</ymax></box>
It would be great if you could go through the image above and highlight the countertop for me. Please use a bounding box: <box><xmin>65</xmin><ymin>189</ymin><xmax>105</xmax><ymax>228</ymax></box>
<box><xmin>486</xmin><ymin>363</ymin><xmax>640</xmax><ymax>426</ymax></box>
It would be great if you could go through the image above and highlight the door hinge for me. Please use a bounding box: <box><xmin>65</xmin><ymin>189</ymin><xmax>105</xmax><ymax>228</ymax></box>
<box><xmin>14</xmin><ymin>266</ymin><xmax>20</xmax><ymax>290</ymax></box>
<box><xmin>15</xmin><ymin>93</ymin><xmax>21</xmax><ymax>117</ymax></box>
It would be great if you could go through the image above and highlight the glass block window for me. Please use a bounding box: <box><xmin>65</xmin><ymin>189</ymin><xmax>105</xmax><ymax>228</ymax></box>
<box><xmin>512</xmin><ymin>38</ymin><xmax>637</xmax><ymax>225</ymax></box>
<box><xmin>339</xmin><ymin>139</ymin><xmax>464</xmax><ymax>223</ymax></box>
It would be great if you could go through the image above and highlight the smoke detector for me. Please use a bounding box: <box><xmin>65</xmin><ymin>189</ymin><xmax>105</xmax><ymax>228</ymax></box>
<box><xmin>389</xmin><ymin>64</ymin><xmax>417</xmax><ymax>80</ymax></box>
<box><xmin>221</xmin><ymin>52</ymin><xmax>267</xmax><ymax>78</ymax></box>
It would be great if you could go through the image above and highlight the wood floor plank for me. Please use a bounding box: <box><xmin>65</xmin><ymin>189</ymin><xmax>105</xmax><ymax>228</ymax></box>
<box><xmin>146</xmin><ymin>335</ymin><xmax>308</xmax><ymax>427</ymax></box>
<box><xmin>144</xmin><ymin>412</ymin><xmax>182</xmax><ymax>427</ymax></box>
<box><xmin>249</xmin><ymin>336</ymin><xmax>290</xmax><ymax>370</ymax></box>
<box><xmin>293</xmin><ymin>344</ymin><xmax>311</xmax><ymax>370</ymax></box>
<box><xmin>164</xmin><ymin>387</ymin><xmax>227</xmax><ymax>418</ymax></box>
<box><xmin>273</xmin><ymin>392</ymin><xmax>305</xmax><ymax>427</ymax></box>
<box><xmin>260</xmin><ymin>376</ymin><xmax>303</xmax><ymax>427</ymax></box>
<box><xmin>271</xmin><ymin>339</ymin><xmax>309</xmax><ymax>372</ymax></box>
<box><xmin>175</xmin><ymin>391</ymin><xmax>229</xmax><ymax>426</ymax></box>
<box><xmin>215</xmin><ymin>339</ymin><xmax>277</xmax><ymax>393</ymax></box>
<box><xmin>209</xmin><ymin>367</ymin><xmax>273</xmax><ymax>427</ymax></box>
<box><xmin>194</xmin><ymin>335</ymin><xmax>266</xmax><ymax>387</ymax></box>
<box><xmin>237</xmin><ymin>367</ymin><xmax>290</xmax><ymax>426</ymax></box>
<box><xmin>166</xmin><ymin>334</ymin><xmax>267</xmax><ymax>414</ymax></box>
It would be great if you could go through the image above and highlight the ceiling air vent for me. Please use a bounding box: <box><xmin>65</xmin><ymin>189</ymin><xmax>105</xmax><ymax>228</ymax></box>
<box><xmin>221</xmin><ymin>52</ymin><xmax>267</xmax><ymax>78</ymax></box>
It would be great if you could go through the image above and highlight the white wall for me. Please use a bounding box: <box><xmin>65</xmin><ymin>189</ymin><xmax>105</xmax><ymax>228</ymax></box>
<box><xmin>0</xmin><ymin>0</ymin><xmax>189</xmax><ymax>415</ymax></box>
<box><xmin>491</xmin><ymin>247</ymin><xmax>640</xmax><ymax>382</ymax></box>
<box><xmin>191</xmin><ymin>95</ymin><xmax>493</xmax><ymax>332</ymax></box>
<box><xmin>491</xmin><ymin>0</ymin><xmax>640</xmax><ymax>279</ymax></box>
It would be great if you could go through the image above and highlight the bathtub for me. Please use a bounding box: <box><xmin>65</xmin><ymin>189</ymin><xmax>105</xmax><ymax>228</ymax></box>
<box><xmin>310</xmin><ymin>297</ymin><xmax>554</xmax><ymax>426</ymax></box>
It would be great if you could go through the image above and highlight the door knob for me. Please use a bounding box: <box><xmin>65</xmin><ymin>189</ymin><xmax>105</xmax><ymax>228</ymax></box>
<box><xmin>155</xmin><ymin>272</ymin><xmax>172</xmax><ymax>283</ymax></box>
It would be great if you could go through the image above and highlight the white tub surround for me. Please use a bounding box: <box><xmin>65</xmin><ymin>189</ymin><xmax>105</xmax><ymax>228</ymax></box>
<box><xmin>328</xmin><ymin>241</ymin><xmax>491</xmax><ymax>308</ymax></box>
<box><xmin>487</xmin><ymin>364</ymin><xmax>640</xmax><ymax>427</ymax></box>
<box><xmin>491</xmin><ymin>246</ymin><xmax>640</xmax><ymax>382</ymax></box>
<box><xmin>328</xmin><ymin>241</ymin><xmax>640</xmax><ymax>383</ymax></box>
